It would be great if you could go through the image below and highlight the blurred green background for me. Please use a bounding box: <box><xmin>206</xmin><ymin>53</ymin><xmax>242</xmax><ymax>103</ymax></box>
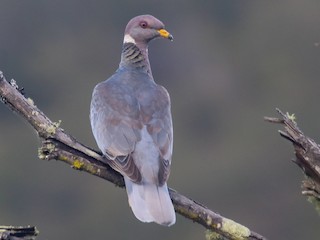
<box><xmin>1</xmin><ymin>1</ymin><xmax>320</xmax><ymax>239</ymax></box>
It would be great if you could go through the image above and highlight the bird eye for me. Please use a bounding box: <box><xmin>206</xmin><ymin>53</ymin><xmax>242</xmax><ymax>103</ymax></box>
<box><xmin>140</xmin><ymin>21</ymin><xmax>148</xmax><ymax>29</ymax></box>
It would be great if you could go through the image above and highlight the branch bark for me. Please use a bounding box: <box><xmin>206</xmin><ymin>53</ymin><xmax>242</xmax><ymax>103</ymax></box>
<box><xmin>0</xmin><ymin>71</ymin><xmax>266</xmax><ymax>240</ymax></box>
<box><xmin>0</xmin><ymin>226</ymin><xmax>38</xmax><ymax>240</ymax></box>
<box><xmin>265</xmin><ymin>109</ymin><xmax>320</xmax><ymax>213</ymax></box>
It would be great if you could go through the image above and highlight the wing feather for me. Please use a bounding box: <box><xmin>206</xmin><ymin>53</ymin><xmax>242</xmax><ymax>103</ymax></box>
<box><xmin>138</xmin><ymin>85</ymin><xmax>173</xmax><ymax>185</ymax></box>
<box><xmin>90</xmin><ymin>79</ymin><xmax>142</xmax><ymax>183</ymax></box>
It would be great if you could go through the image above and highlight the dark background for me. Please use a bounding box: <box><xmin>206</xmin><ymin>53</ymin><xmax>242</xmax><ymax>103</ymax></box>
<box><xmin>1</xmin><ymin>1</ymin><xmax>320</xmax><ymax>239</ymax></box>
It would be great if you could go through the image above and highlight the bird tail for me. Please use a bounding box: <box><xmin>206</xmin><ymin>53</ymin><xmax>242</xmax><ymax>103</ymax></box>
<box><xmin>124</xmin><ymin>177</ymin><xmax>176</xmax><ymax>226</ymax></box>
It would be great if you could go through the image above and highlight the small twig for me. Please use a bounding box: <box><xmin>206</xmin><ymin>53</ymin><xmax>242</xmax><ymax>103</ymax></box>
<box><xmin>263</xmin><ymin>116</ymin><xmax>284</xmax><ymax>124</ymax></box>
<box><xmin>0</xmin><ymin>71</ymin><xmax>267</xmax><ymax>240</ymax></box>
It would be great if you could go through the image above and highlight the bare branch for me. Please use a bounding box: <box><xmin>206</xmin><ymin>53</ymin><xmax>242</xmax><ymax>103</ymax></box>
<box><xmin>0</xmin><ymin>71</ymin><xmax>267</xmax><ymax>240</ymax></box>
<box><xmin>0</xmin><ymin>226</ymin><xmax>38</xmax><ymax>240</ymax></box>
<box><xmin>265</xmin><ymin>108</ymin><xmax>320</xmax><ymax>213</ymax></box>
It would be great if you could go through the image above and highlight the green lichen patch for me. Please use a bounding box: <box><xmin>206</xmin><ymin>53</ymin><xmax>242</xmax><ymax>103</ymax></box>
<box><xmin>220</xmin><ymin>218</ymin><xmax>250</xmax><ymax>240</ymax></box>
<box><xmin>307</xmin><ymin>196</ymin><xmax>320</xmax><ymax>215</ymax></box>
<box><xmin>31</xmin><ymin>110</ymin><xmax>39</xmax><ymax>116</ymax></box>
<box><xmin>53</xmin><ymin>120</ymin><xmax>62</xmax><ymax>128</ymax></box>
<box><xmin>38</xmin><ymin>143</ymin><xmax>56</xmax><ymax>160</ymax></box>
<box><xmin>46</xmin><ymin>125</ymin><xmax>57</xmax><ymax>134</ymax></box>
<box><xmin>41</xmin><ymin>120</ymin><xmax>62</xmax><ymax>135</ymax></box>
<box><xmin>84</xmin><ymin>163</ymin><xmax>98</xmax><ymax>175</ymax></box>
<box><xmin>286</xmin><ymin>112</ymin><xmax>296</xmax><ymax>123</ymax></box>
<box><xmin>72</xmin><ymin>160</ymin><xmax>85</xmax><ymax>170</ymax></box>
<box><xmin>205</xmin><ymin>230</ymin><xmax>227</xmax><ymax>240</ymax></box>
<box><xmin>27</xmin><ymin>97</ymin><xmax>35</xmax><ymax>106</ymax></box>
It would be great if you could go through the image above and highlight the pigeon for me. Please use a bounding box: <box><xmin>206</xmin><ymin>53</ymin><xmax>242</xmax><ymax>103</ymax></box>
<box><xmin>90</xmin><ymin>15</ymin><xmax>175</xmax><ymax>226</ymax></box>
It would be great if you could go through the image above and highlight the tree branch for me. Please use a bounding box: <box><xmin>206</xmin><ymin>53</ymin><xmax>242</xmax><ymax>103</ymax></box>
<box><xmin>0</xmin><ymin>71</ymin><xmax>267</xmax><ymax>240</ymax></box>
<box><xmin>0</xmin><ymin>226</ymin><xmax>38</xmax><ymax>240</ymax></box>
<box><xmin>265</xmin><ymin>108</ymin><xmax>320</xmax><ymax>213</ymax></box>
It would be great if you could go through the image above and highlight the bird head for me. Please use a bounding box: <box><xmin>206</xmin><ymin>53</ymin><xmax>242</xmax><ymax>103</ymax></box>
<box><xmin>123</xmin><ymin>15</ymin><xmax>173</xmax><ymax>45</ymax></box>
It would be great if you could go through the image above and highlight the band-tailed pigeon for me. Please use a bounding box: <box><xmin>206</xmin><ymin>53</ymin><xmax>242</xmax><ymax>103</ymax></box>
<box><xmin>90</xmin><ymin>15</ymin><xmax>175</xmax><ymax>226</ymax></box>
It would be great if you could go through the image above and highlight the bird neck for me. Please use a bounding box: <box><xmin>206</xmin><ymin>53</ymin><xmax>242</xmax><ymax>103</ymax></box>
<box><xmin>119</xmin><ymin>42</ymin><xmax>153</xmax><ymax>77</ymax></box>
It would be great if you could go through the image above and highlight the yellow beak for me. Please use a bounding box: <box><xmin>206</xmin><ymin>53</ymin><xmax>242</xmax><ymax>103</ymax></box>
<box><xmin>158</xmin><ymin>29</ymin><xmax>173</xmax><ymax>41</ymax></box>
